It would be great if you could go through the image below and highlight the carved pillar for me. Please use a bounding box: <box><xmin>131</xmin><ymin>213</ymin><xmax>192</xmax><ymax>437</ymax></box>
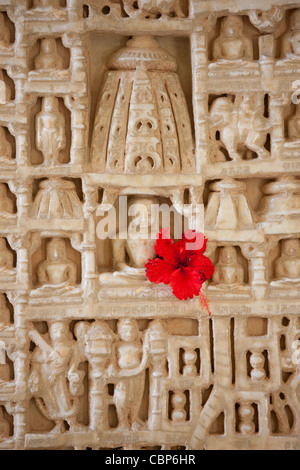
<box><xmin>191</xmin><ymin>21</ymin><xmax>211</xmax><ymax>172</ymax></box>
<box><xmin>9</xmin><ymin>180</ymin><xmax>31</xmax><ymax>221</ymax></box>
<box><xmin>241</xmin><ymin>244</ymin><xmax>268</xmax><ymax>300</ymax></box>
<box><xmin>250</xmin><ymin>350</ymin><xmax>266</xmax><ymax>381</ymax></box>
<box><xmin>190</xmin><ymin>187</ymin><xmax>205</xmax><ymax>233</ymax></box>
<box><xmin>8</xmin><ymin>293</ymin><xmax>29</xmax><ymax>449</ymax></box>
<box><xmin>16</xmin><ymin>244</ymin><xmax>29</xmax><ymax>290</ymax></box>
<box><xmin>89</xmin><ymin>364</ymin><xmax>107</xmax><ymax>433</ymax></box>
<box><xmin>79</xmin><ymin>322</ymin><xmax>115</xmax><ymax>433</ymax></box>
<box><xmin>8</xmin><ymin>402</ymin><xmax>27</xmax><ymax>450</ymax></box>
<box><xmin>191</xmin><ymin>317</ymin><xmax>232</xmax><ymax>450</ymax></box>
<box><xmin>64</xmin><ymin>96</ymin><xmax>88</xmax><ymax>166</ymax></box>
<box><xmin>269</xmin><ymin>94</ymin><xmax>290</xmax><ymax>160</ymax></box>
<box><xmin>67</xmin><ymin>0</ymin><xmax>82</xmax><ymax>22</ymax></box>
<box><xmin>171</xmin><ymin>390</ymin><xmax>187</xmax><ymax>423</ymax></box>
<box><xmin>9</xmin><ymin>233</ymin><xmax>40</xmax><ymax>292</ymax></box>
<box><xmin>147</xmin><ymin>321</ymin><xmax>168</xmax><ymax>431</ymax></box>
<box><xmin>238</xmin><ymin>402</ymin><xmax>255</xmax><ymax>435</ymax></box>
<box><xmin>9</xmin><ymin>122</ymin><xmax>30</xmax><ymax>167</ymax></box>
<box><xmin>10</xmin><ymin>24</ymin><xmax>30</xmax><ymax>172</ymax></box>
<box><xmin>249</xmin><ymin>8</ymin><xmax>285</xmax><ymax>90</ymax></box>
<box><xmin>183</xmin><ymin>349</ymin><xmax>198</xmax><ymax>377</ymax></box>
<box><xmin>82</xmin><ymin>183</ymin><xmax>98</xmax><ymax>300</ymax></box>
<box><xmin>64</xmin><ymin>33</ymin><xmax>89</xmax><ymax>165</ymax></box>
<box><xmin>8</xmin><ymin>12</ymin><xmax>28</xmax><ymax>101</ymax></box>
<box><xmin>259</xmin><ymin>35</ymin><xmax>276</xmax><ymax>88</ymax></box>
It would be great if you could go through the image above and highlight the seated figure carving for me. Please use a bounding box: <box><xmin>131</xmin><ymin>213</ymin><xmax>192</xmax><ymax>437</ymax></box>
<box><xmin>32</xmin><ymin>238</ymin><xmax>81</xmax><ymax>297</ymax></box>
<box><xmin>0</xmin><ymin>184</ymin><xmax>14</xmax><ymax>218</ymax></box>
<box><xmin>211</xmin><ymin>247</ymin><xmax>245</xmax><ymax>289</ymax></box>
<box><xmin>0</xmin><ymin>239</ymin><xmax>15</xmax><ymax>281</ymax></box>
<box><xmin>0</xmin><ymin>127</ymin><xmax>14</xmax><ymax>166</ymax></box>
<box><xmin>288</xmin><ymin>104</ymin><xmax>300</xmax><ymax>141</ymax></box>
<box><xmin>34</xmin><ymin>38</ymin><xmax>64</xmax><ymax>71</ymax></box>
<box><xmin>0</xmin><ymin>13</ymin><xmax>11</xmax><ymax>48</ymax></box>
<box><xmin>0</xmin><ymin>70</ymin><xmax>11</xmax><ymax>104</ymax></box>
<box><xmin>282</xmin><ymin>10</ymin><xmax>300</xmax><ymax>59</ymax></box>
<box><xmin>213</xmin><ymin>16</ymin><xmax>253</xmax><ymax>62</ymax></box>
<box><xmin>0</xmin><ymin>352</ymin><xmax>10</xmax><ymax>384</ymax></box>
<box><xmin>29</xmin><ymin>0</ymin><xmax>66</xmax><ymax>20</ymax></box>
<box><xmin>0</xmin><ymin>407</ymin><xmax>9</xmax><ymax>441</ymax></box>
<box><xmin>106</xmin><ymin>319</ymin><xmax>148</xmax><ymax>431</ymax></box>
<box><xmin>0</xmin><ymin>295</ymin><xmax>10</xmax><ymax>331</ymax></box>
<box><xmin>271</xmin><ymin>239</ymin><xmax>300</xmax><ymax>288</ymax></box>
<box><xmin>99</xmin><ymin>197</ymin><xmax>157</xmax><ymax>285</ymax></box>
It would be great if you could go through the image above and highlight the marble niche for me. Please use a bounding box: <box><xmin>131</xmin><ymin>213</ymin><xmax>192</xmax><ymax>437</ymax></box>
<box><xmin>0</xmin><ymin>0</ymin><xmax>299</xmax><ymax>453</ymax></box>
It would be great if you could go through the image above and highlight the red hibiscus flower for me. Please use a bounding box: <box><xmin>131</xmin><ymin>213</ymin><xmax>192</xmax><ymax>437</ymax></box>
<box><xmin>145</xmin><ymin>229</ymin><xmax>215</xmax><ymax>302</ymax></box>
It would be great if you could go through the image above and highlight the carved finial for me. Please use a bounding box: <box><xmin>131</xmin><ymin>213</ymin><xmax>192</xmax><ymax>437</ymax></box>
<box><xmin>248</xmin><ymin>7</ymin><xmax>285</xmax><ymax>34</ymax></box>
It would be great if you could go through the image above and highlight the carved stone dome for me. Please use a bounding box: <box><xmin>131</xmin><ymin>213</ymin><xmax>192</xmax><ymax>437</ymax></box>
<box><xmin>108</xmin><ymin>36</ymin><xmax>178</xmax><ymax>72</ymax></box>
<box><xmin>31</xmin><ymin>179</ymin><xmax>83</xmax><ymax>219</ymax></box>
<box><xmin>259</xmin><ymin>175</ymin><xmax>300</xmax><ymax>221</ymax></box>
<box><xmin>91</xmin><ymin>36</ymin><xmax>195</xmax><ymax>175</ymax></box>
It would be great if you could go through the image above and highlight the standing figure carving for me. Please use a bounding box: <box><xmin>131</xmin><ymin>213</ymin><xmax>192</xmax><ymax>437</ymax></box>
<box><xmin>29</xmin><ymin>322</ymin><xmax>84</xmax><ymax>433</ymax></box>
<box><xmin>36</xmin><ymin>96</ymin><xmax>66</xmax><ymax>166</ymax></box>
<box><xmin>107</xmin><ymin>319</ymin><xmax>149</xmax><ymax>431</ymax></box>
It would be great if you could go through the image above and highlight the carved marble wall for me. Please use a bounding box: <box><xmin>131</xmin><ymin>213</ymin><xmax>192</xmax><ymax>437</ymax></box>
<box><xmin>0</xmin><ymin>0</ymin><xmax>299</xmax><ymax>451</ymax></box>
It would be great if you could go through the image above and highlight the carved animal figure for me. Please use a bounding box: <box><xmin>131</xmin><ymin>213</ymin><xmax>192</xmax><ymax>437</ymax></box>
<box><xmin>123</xmin><ymin>0</ymin><xmax>185</xmax><ymax>18</ymax></box>
<box><xmin>210</xmin><ymin>96</ymin><xmax>270</xmax><ymax>160</ymax></box>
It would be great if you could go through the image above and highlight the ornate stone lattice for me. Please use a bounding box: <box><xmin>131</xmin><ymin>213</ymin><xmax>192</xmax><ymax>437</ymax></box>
<box><xmin>0</xmin><ymin>0</ymin><xmax>299</xmax><ymax>451</ymax></box>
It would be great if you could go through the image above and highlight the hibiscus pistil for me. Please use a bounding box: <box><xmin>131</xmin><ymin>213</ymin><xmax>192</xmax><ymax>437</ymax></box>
<box><xmin>145</xmin><ymin>229</ymin><xmax>215</xmax><ymax>313</ymax></box>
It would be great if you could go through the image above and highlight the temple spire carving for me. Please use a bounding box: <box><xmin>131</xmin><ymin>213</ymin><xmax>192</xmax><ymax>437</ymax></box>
<box><xmin>91</xmin><ymin>36</ymin><xmax>195</xmax><ymax>175</ymax></box>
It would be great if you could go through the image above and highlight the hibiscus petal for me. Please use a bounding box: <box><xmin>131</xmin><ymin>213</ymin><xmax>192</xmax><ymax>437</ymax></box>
<box><xmin>170</xmin><ymin>267</ymin><xmax>202</xmax><ymax>300</ymax></box>
<box><xmin>182</xmin><ymin>230</ymin><xmax>207</xmax><ymax>254</ymax></box>
<box><xmin>173</xmin><ymin>238</ymin><xmax>189</xmax><ymax>265</ymax></box>
<box><xmin>189</xmin><ymin>254</ymin><xmax>215</xmax><ymax>283</ymax></box>
<box><xmin>155</xmin><ymin>228</ymin><xmax>176</xmax><ymax>262</ymax></box>
<box><xmin>145</xmin><ymin>258</ymin><xmax>174</xmax><ymax>285</ymax></box>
